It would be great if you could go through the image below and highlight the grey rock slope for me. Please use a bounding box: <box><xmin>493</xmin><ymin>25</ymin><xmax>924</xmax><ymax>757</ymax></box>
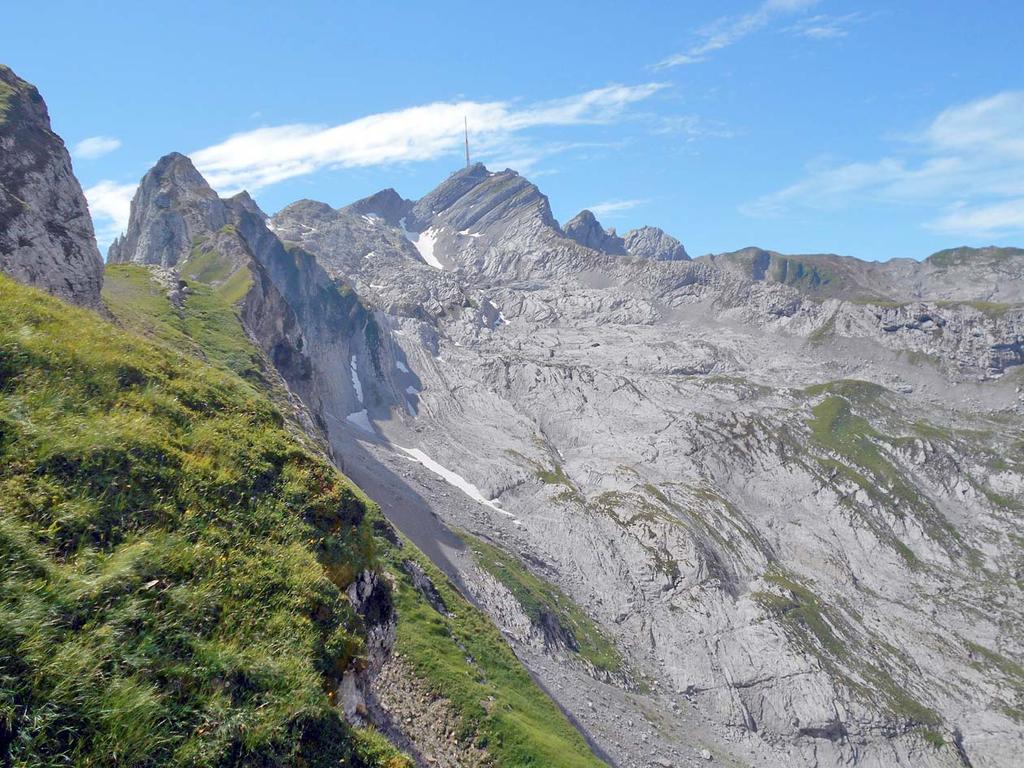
<box><xmin>623</xmin><ymin>224</ymin><xmax>689</xmax><ymax>261</ymax></box>
<box><xmin>0</xmin><ymin>64</ymin><xmax>103</xmax><ymax>306</ymax></box>
<box><xmin>270</xmin><ymin>163</ymin><xmax>1024</xmax><ymax>768</ymax></box>
<box><xmin>109</xmin><ymin>154</ymin><xmax>394</xmax><ymax>456</ymax></box>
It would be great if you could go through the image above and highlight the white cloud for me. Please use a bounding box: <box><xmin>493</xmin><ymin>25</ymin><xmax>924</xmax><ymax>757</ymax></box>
<box><xmin>741</xmin><ymin>91</ymin><xmax>1024</xmax><ymax>237</ymax></box>
<box><xmin>927</xmin><ymin>199</ymin><xmax>1024</xmax><ymax>236</ymax></box>
<box><xmin>653</xmin><ymin>0</ymin><xmax>820</xmax><ymax>69</ymax></box>
<box><xmin>588</xmin><ymin>199</ymin><xmax>648</xmax><ymax>218</ymax></box>
<box><xmin>189</xmin><ymin>83</ymin><xmax>666</xmax><ymax>194</ymax></box>
<box><xmin>84</xmin><ymin>181</ymin><xmax>135</xmax><ymax>248</ymax></box>
<box><xmin>73</xmin><ymin>136</ymin><xmax>122</xmax><ymax>159</ymax></box>
<box><xmin>788</xmin><ymin>12</ymin><xmax>866</xmax><ymax>39</ymax></box>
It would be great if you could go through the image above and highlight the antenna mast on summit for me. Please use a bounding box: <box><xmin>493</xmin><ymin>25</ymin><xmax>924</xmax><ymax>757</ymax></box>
<box><xmin>464</xmin><ymin>116</ymin><xmax>470</xmax><ymax>168</ymax></box>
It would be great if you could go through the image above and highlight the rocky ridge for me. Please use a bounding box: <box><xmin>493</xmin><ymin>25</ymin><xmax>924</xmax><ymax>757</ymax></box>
<box><xmin>0</xmin><ymin>64</ymin><xmax>103</xmax><ymax>307</ymax></box>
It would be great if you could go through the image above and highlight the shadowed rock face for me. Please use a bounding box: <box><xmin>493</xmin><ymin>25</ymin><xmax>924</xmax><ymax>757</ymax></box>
<box><xmin>563</xmin><ymin>210</ymin><xmax>626</xmax><ymax>254</ymax></box>
<box><xmin>0</xmin><ymin>65</ymin><xmax>103</xmax><ymax>307</ymax></box>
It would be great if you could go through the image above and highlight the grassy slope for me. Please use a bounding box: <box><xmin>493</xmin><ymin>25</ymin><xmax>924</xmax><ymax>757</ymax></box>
<box><xmin>103</xmin><ymin>263</ymin><xmax>260</xmax><ymax>382</ymax></box>
<box><xmin>0</xmin><ymin>274</ymin><xmax>412</xmax><ymax>767</ymax></box>
<box><xmin>100</xmin><ymin>263</ymin><xmax>606</xmax><ymax>766</ymax></box>
<box><xmin>464</xmin><ymin>535</ymin><xmax>622</xmax><ymax>675</ymax></box>
<box><xmin>383</xmin><ymin>542</ymin><xmax>606</xmax><ymax>768</ymax></box>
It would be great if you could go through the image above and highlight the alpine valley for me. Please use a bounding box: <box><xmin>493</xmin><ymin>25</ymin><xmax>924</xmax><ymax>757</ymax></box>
<box><xmin>2</xmin><ymin>63</ymin><xmax>1022</xmax><ymax>768</ymax></box>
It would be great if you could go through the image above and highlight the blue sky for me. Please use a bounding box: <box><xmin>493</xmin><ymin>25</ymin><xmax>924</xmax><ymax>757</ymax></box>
<box><xmin>3</xmin><ymin>1</ymin><xmax>1023</xmax><ymax>260</ymax></box>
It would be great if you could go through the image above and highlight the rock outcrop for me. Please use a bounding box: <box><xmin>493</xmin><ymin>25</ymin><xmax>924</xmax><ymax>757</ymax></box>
<box><xmin>107</xmin><ymin>152</ymin><xmax>230</xmax><ymax>267</ymax></box>
<box><xmin>0</xmin><ymin>64</ymin><xmax>103</xmax><ymax>307</ymax></box>
<box><xmin>622</xmin><ymin>225</ymin><xmax>689</xmax><ymax>261</ymax></box>
<box><xmin>563</xmin><ymin>209</ymin><xmax>626</xmax><ymax>254</ymax></box>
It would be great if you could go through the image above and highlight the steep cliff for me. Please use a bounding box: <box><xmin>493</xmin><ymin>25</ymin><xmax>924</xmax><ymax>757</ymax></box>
<box><xmin>0</xmin><ymin>65</ymin><xmax>103</xmax><ymax>306</ymax></box>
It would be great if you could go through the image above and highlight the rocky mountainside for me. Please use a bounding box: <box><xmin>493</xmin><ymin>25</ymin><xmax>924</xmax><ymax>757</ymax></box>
<box><xmin>3</xmin><ymin>60</ymin><xmax>1022</xmax><ymax>767</ymax></box>
<box><xmin>0</xmin><ymin>65</ymin><xmax>103</xmax><ymax>307</ymax></box>
<box><xmin>0</xmin><ymin>69</ymin><xmax>609</xmax><ymax>768</ymax></box>
<box><xmin>261</xmin><ymin>163</ymin><xmax>1023</xmax><ymax>768</ymax></box>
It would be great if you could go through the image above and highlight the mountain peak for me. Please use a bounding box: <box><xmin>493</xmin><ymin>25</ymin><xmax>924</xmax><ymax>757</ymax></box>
<box><xmin>408</xmin><ymin>163</ymin><xmax>556</xmax><ymax>235</ymax></box>
<box><xmin>108</xmin><ymin>153</ymin><xmax>229</xmax><ymax>266</ymax></box>
<box><xmin>563</xmin><ymin>210</ymin><xmax>626</xmax><ymax>254</ymax></box>
<box><xmin>342</xmin><ymin>187</ymin><xmax>413</xmax><ymax>226</ymax></box>
<box><xmin>0</xmin><ymin>64</ymin><xmax>104</xmax><ymax>306</ymax></box>
<box><xmin>622</xmin><ymin>225</ymin><xmax>689</xmax><ymax>261</ymax></box>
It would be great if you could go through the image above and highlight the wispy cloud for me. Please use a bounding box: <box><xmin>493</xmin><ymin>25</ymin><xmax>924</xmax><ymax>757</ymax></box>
<box><xmin>189</xmin><ymin>83</ymin><xmax>667</xmax><ymax>193</ymax></box>
<box><xmin>927</xmin><ymin>199</ymin><xmax>1024</xmax><ymax>236</ymax></box>
<box><xmin>787</xmin><ymin>12</ymin><xmax>866</xmax><ymax>40</ymax></box>
<box><xmin>653</xmin><ymin>0</ymin><xmax>820</xmax><ymax>69</ymax></box>
<box><xmin>73</xmin><ymin>136</ymin><xmax>122</xmax><ymax>159</ymax></box>
<box><xmin>588</xmin><ymin>198</ymin><xmax>648</xmax><ymax>218</ymax></box>
<box><xmin>741</xmin><ymin>91</ymin><xmax>1024</xmax><ymax>237</ymax></box>
<box><xmin>650</xmin><ymin>114</ymin><xmax>735</xmax><ymax>139</ymax></box>
<box><xmin>84</xmin><ymin>181</ymin><xmax>135</xmax><ymax>249</ymax></box>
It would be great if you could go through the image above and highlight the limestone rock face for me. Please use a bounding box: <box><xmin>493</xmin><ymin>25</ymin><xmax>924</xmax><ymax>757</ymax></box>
<box><xmin>622</xmin><ymin>225</ymin><xmax>689</xmax><ymax>261</ymax></box>
<box><xmin>0</xmin><ymin>65</ymin><xmax>103</xmax><ymax>307</ymax></box>
<box><xmin>563</xmin><ymin>210</ymin><xmax>626</xmax><ymax>254</ymax></box>
<box><xmin>270</xmin><ymin>162</ymin><xmax>1023</xmax><ymax>768</ymax></box>
<box><xmin>107</xmin><ymin>152</ymin><xmax>230</xmax><ymax>268</ymax></box>
<box><xmin>342</xmin><ymin>187</ymin><xmax>412</xmax><ymax>226</ymax></box>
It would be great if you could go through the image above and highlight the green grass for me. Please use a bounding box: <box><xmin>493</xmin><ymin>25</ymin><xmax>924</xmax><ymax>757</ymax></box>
<box><xmin>381</xmin><ymin>540</ymin><xmax>608</xmax><ymax>767</ymax></box>
<box><xmin>465</xmin><ymin>534</ymin><xmax>622</xmax><ymax>675</ymax></box>
<box><xmin>803</xmin><ymin>387</ymin><xmax>963</xmax><ymax>561</ymax></box>
<box><xmin>770</xmin><ymin>257</ymin><xmax>838</xmax><ymax>295</ymax></box>
<box><xmin>753</xmin><ymin>565</ymin><xmax>941</xmax><ymax>730</ymax></box>
<box><xmin>103</xmin><ymin>263</ymin><xmax>261</xmax><ymax>382</ymax></box>
<box><xmin>934</xmin><ymin>300</ymin><xmax>1017</xmax><ymax>319</ymax></box>
<box><xmin>0</xmin><ymin>274</ymin><xmax>410</xmax><ymax>767</ymax></box>
<box><xmin>0</xmin><ymin>78</ymin><xmax>14</xmax><ymax>125</ymax></box>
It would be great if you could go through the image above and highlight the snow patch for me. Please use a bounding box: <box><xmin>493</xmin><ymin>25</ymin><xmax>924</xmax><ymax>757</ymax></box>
<box><xmin>458</xmin><ymin>228</ymin><xmax>483</xmax><ymax>239</ymax></box>
<box><xmin>397</xmin><ymin>447</ymin><xmax>514</xmax><ymax>518</ymax></box>
<box><xmin>405</xmin><ymin>385</ymin><xmax>419</xmax><ymax>395</ymax></box>
<box><xmin>346</xmin><ymin>410</ymin><xmax>374</xmax><ymax>434</ymax></box>
<box><xmin>349</xmin><ymin>356</ymin><xmax>363</xmax><ymax>404</ymax></box>
<box><xmin>363</xmin><ymin>250</ymin><xmax>375</xmax><ymax>260</ymax></box>
<box><xmin>395</xmin><ymin>360</ymin><xmax>410</xmax><ymax>373</ymax></box>
<box><xmin>402</xmin><ymin>224</ymin><xmax>443</xmax><ymax>269</ymax></box>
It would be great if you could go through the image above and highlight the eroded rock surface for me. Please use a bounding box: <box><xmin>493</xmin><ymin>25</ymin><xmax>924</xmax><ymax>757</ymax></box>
<box><xmin>0</xmin><ymin>65</ymin><xmax>103</xmax><ymax>307</ymax></box>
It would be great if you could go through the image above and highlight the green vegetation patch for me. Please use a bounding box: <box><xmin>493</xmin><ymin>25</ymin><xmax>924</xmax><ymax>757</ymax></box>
<box><xmin>104</xmin><ymin>263</ymin><xmax>260</xmax><ymax>382</ymax></box>
<box><xmin>0</xmin><ymin>275</ymin><xmax>404</xmax><ymax>767</ymax></box>
<box><xmin>771</xmin><ymin>257</ymin><xmax>838</xmax><ymax>295</ymax></box>
<box><xmin>0</xmin><ymin>79</ymin><xmax>14</xmax><ymax>125</ymax></box>
<box><xmin>935</xmin><ymin>300</ymin><xmax>1018</xmax><ymax>319</ymax></box>
<box><xmin>802</xmin><ymin>385</ymin><xmax>963</xmax><ymax>561</ymax></box>
<box><xmin>465</xmin><ymin>534</ymin><xmax>622</xmax><ymax>674</ymax></box>
<box><xmin>381</xmin><ymin>540</ymin><xmax>607</xmax><ymax>768</ymax></box>
<box><xmin>753</xmin><ymin>565</ymin><xmax>941</xmax><ymax>729</ymax></box>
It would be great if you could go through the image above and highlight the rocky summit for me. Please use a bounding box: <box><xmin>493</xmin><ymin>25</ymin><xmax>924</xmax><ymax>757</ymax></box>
<box><xmin>2</xmin><ymin>61</ymin><xmax>1023</xmax><ymax>768</ymax></box>
<box><xmin>0</xmin><ymin>65</ymin><xmax>103</xmax><ymax>307</ymax></box>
